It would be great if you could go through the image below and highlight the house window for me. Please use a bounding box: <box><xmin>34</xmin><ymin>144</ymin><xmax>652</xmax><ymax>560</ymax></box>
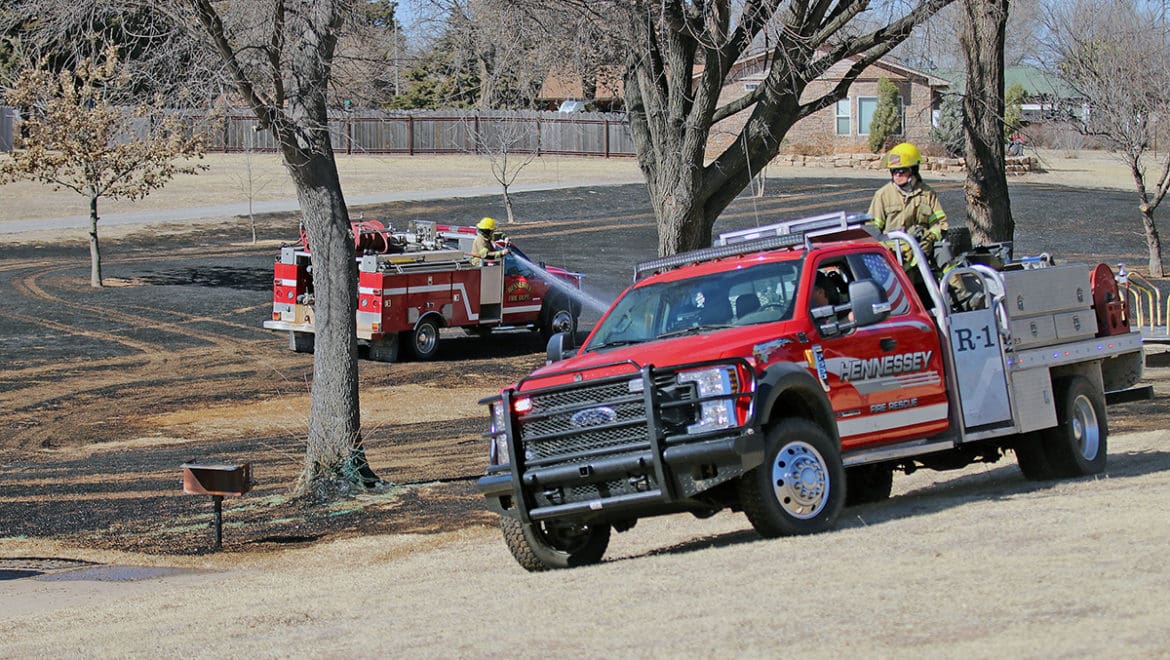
<box><xmin>859</xmin><ymin>95</ymin><xmax>905</xmax><ymax>135</ymax></box>
<box><xmin>858</xmin><ymin>97</ymin><xmax>877</xmax><ymax>135</ymax></box>
<box><xmin>835</xmin><ymin>99</ymin><xmax>850</xmax><ymax>135</ymax></box>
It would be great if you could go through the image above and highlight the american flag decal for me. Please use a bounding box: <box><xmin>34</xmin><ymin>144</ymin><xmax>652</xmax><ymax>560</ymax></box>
<box><xmin>861</xmin><ymin>252</ymin><xmax>910</xmax><ymax>316</ymax></box>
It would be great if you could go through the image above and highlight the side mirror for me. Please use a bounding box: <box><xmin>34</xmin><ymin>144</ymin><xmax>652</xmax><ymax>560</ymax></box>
<box><xmin>546</xmin><ymin>332</ymin><xmax>570</xmax><ymax>364</ymax></box>
<box><xmin>810</xmin><ymin>305</ymin><xmax>842</xmax><ymax>337</ymax></box>
<box><xmin>849</xmin><ymin>279</ymin><xmax>892</xmax><ymax>327</ymax></box>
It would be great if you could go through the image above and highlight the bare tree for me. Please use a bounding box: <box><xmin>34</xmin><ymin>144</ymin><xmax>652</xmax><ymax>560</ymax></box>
<box><xmin>541</xmin><ymin>0</ymin><xmax>953</xmax><ymax>256</ymax></box>
<box><xmin>960</xmin><ymin>0</ymin><xmax>1014</xmax><ymax>244</ymax></box>
<box><xmin>412</xmin><ymin>0</ymin><xmax>547</xmax><ymax>109</ymax></box>
<box><xmin>233</xmin><ymin>126</ymin><xmax>278</xmax><ymax>244</ymax></box>
<box><xmin>0</xmin><ymin>45</ymin><xmax>206</xmax><ymax>287</ymax></box>
<box><xmin>178</xmin><ymin>0</ymin><xmax>380</xmax><ymax>495</ymax></box>
<box><xmin>892</xmin><ymin>0</ymin><xmax>1044</xmax><ymax>70</ymax></box>
<box><xmin>465</xmin><ymin>111</ymin><xmax>538</xmax><ymax>223</ymax></box>
<box><xmin>5</xmin><ymin>0</ymin><xmax>386</xmax><ymax>499</ymax></box>
<box><xmin>1046</xmin><ymin>0</ymin><xmax>1169</xmax><ymax>276</ymax></box>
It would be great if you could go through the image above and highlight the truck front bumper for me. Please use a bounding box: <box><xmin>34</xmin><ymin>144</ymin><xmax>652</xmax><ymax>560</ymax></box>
<box><xmin>477</xmin><ymin>427</ymin><xmax>764</xmax><ymax>523</ymax></box>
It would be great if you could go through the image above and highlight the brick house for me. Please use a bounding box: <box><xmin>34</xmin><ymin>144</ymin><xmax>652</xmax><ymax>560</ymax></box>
<box><xmin>706</xmin><ymin>51</ymin><xmax>950</xmax><ymax>157</ymax></box>
<box><xmin>538</xmin><ymin>52</ymin><xmax>949</xmax><ymax>157</ymax></box>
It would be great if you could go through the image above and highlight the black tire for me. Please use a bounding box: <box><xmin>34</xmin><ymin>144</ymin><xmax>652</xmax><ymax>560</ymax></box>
<box><xmin>1042</xmin><ymin>376</ymin><xmax>1108</xmax><ymax>477</ymax></box>
<box><xmin>1013</xmin><ymin>431</ymin><xmax>1059</xmax><ymax>481</ymax></box>
<box><xmin>540</xmin><ymin>297</ymin><xmax>577</xmax><ymax>345</ymax></box>
<box><xmin>845</xmin><ymin>464</ymin><xmax>893</xmax><ymax>506</ymax></box>
<box><xmin>736</xmin><ymin>418</ymin><xmax>845</xmax><ymax>538</ymax></box>
<box><xmin>499</xmin><ymin>516</ymin><xmax>610</xmax><ymax>572</ymax></box>
<box><xmin>366</xmin><ymin>335</ymin><xmax>399</xmax><ymax>363</ymax></box>
<box><xmin>402</xmin><ymin>318</ymin><xmax>440</xmax><ymax>360</ymax></box>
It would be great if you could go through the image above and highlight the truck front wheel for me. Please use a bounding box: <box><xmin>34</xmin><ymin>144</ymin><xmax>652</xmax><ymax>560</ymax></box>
<box><xmin>737</xmin><ymin>418</ymin><xmax>845</xmax><ymax>538</ymax></box>
<box><xmin>1042</xmin><ymin>376</ymin><xmax>1107</xmax><ymax>477</ymax></box>
<box><xmin>499</xmin><ymin>516</ymin><xmax>610</xmax><ymax>571</ymax></box>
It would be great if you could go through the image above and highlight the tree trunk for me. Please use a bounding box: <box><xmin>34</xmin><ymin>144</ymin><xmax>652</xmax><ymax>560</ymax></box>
<box><xmin>88</xmin><ymin>193</ymin><xmax>103</xmax><ymax>288</ymax></box>
<box><xmin>185</xmin><ymin>0</ymin><xmax>376</xmax><ymax>499</ymax></box>
<box><xmin>287</xmin><ymin>151</ymin><xmax>377</xmax><ymax>495</ymax></box>
<box><xmin>1140</xmin><ymin>208</ymin><xmax>1165</xmax><ymax>277</ymax></box>
<box><xmin>503</xmin><ymin>185</ymin><xmax>515</xmax><ymax>223</ymax></box>
<box><xmin>960</xmin><ymin>0</ymin><xmax>1014</xmax><ymax>245</ymax></box>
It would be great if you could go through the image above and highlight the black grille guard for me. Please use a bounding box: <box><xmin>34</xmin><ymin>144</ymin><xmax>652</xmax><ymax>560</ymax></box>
<box><xmin>486</xmin><ymin>357</ymin><xmax>757</xmax><ymax>523</ymax></box>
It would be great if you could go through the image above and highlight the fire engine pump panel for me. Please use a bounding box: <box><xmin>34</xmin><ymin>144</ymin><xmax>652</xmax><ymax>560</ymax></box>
<box><xmin>263</xmin><ymin>219</ymin><xmax>581</xmax><ymax>362</ymax></box>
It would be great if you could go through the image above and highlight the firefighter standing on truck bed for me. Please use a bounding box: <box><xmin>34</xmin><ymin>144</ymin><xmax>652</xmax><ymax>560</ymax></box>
<box><xmin>868</xmin><ymin>142</ymin><xmax>948</xmax><ymax>269</ymax></box>
<box><xmin>471</xmin><ymin>216</ymin><xmax>509</xmax><ymax>266</ymax></box>
<box><xmin>868</xmin><ymin>142</ymin><xmax>948</xmax><ymax>305</ymax></box>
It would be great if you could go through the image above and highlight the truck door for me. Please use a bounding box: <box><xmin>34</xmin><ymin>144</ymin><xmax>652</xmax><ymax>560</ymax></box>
<box><xmin>809</xmin><ymin>251</ymin><xmax>950</xmax><ymax>449</ymax></box>
<box><xmin>944</xmin><ymin>269</ymin><xmax>1012</xmax><ymax>428</ymax></box>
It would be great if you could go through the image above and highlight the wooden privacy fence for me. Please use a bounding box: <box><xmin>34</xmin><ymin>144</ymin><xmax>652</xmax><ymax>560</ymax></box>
<box><xmin>1</xmin><ymin>107</ymin><xmax>637</xmax><ymax>158</ymax></box>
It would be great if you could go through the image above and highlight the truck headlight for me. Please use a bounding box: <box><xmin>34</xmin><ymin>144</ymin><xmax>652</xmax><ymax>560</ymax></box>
<box><xmin>677</xmin><ymin>366</ymin><xmax>737</xmax><ymax>434</ymax></box>
<box><xmin>488</xmin><ymin>401</ymin><xmax>509</xmax><ymax>466</ymax></box>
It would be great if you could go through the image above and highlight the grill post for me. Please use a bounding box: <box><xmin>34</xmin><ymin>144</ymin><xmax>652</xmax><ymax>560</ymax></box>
<box><xmin>181</xmin><ymin>463</ymin><xmax>253</xmax><ymax>552</ymax></box>
<box><xmin>213</xmin><ymin>495</ymin><xmax>224</xmax><ymax>550</ymax></box>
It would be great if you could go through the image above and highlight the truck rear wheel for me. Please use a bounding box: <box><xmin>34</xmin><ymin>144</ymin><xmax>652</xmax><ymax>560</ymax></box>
<box><xmin>1013</xmin><ymin>431</ymin><xmax>1058</xmax><ymax>480</ymax></box>
<box><xmin>737</xmin><ymin>418</ymin><xmax>844</xmax><ymax>538</ymax></box>
<box><xmin>499</xmin><ymin>516</ymin><xmax>610</xmax><ymax>571</ymax></box>
<box><xmin>1042</xmin><ymin>376</ymin><xmax>1107</xmax><ymax>477</ymax></box>
<box><xmin>403</xmin><ymin>318</ymin><xmax>440</xmax><ymax>360</ymax></box>
<box><xmin>540</xmin><ymin>297</ymin><xmax>577</xmax><ymax>346</ymax></box>
<box><xmin>845</xmin><ymin>464</ymin><xmax>893</xmax><ymax>506</ymax></box>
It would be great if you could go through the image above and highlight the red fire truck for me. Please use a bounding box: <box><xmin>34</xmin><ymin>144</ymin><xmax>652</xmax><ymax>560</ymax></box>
<box><xmin>477</xmin><ymin>212</ymin><xmax>1146</xmax><ymax>570</ymax></box>
<box><xmin>263</xmin><ymin>220</ymin><xmax>583</xmax><ymax>362</ymax></box>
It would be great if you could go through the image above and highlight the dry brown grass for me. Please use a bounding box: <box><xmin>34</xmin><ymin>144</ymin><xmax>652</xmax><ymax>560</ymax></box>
<box><xmin>2</xmin><ymin>429</ymin><xmax>1168</xmax><ymax>656</ymax></box>
<box><xmin>0</xmin><ymin>153</ymin><xmax>645</xmax><ymax>226</ymax></box>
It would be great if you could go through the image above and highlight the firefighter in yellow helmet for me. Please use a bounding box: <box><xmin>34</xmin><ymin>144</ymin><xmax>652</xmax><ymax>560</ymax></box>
<box><xmin>867</xmin><ymin>142</ymin><xmax>948</xmax><ymax>271</ymax></box>
<box><xmin>470</xmin><ymin>216</ymin><xmax>508</xmax><ymax>266</ymax></box>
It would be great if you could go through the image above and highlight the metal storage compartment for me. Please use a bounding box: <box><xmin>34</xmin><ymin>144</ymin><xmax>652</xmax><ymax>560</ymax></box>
<box><xmin>1001</xmin><ymin>264</ymin><xmax>1091</xmax><ymax>316</ymax></box>
<box><xmin>1002</xmin><ymin>264</ymin><xmax>1096</xmax><ymax>349</ymax></box>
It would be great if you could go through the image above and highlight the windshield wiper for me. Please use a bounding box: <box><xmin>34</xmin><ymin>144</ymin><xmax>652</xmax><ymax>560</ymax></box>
<box><xmin>655</xmin><ymin>323</ymin><xmax>733</xmax><ymax>340</ymax></box>
<box><xmin>585</xmin><ymin>338</ymin><xmax>652</xmax><ymax>352</ymax></box>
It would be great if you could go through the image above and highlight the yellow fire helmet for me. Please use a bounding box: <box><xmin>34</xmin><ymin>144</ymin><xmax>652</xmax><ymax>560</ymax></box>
<box><xmin>886</xmin><ymin>142</ymin><xmax>922</xmax><ymax>169</ymax></box>
<box><xmin>476</xmin><ymin>217</ymin><xmax>497</xmax><ymax>231</ymax></box>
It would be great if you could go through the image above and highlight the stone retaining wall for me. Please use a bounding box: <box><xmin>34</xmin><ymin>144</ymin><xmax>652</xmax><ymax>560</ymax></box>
<box><xmin>773</xmin><ymin>152</ymin><xmax>1041</xmax><ymax>175</ymax></box>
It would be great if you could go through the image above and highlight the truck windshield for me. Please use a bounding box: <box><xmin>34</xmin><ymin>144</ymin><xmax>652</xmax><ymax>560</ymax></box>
<box><xmin>585</xmin><ymin>260</ymin><xmax>803</xmax><ymax>352</ymax></box>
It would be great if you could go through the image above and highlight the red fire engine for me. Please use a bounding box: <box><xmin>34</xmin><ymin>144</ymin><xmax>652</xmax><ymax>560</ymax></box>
<box><xmin>263</xmin><ymin>220</ymin><xmax>583</xmax><ymax>361</ymax></box>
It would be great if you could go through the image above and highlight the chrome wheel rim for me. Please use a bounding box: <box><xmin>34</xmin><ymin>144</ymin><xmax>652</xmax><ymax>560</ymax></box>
<box><xmin>416</xmin><ymin>323</ymin><xmax>438</xmax><ymax>354</ymax></box>
<box><xmin>1071</xmin><ymin>394</ymin><xmax>1100</xmax><ymax>460</ymax></box>
<box><xmin>771</xmin><ymin>440</ymin><xmax>829</xmax><ymax>520</ymax></box>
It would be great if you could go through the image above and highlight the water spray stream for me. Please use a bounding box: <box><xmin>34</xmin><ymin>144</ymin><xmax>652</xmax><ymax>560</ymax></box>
<box><xmin>510</xmin><ymin>251</ymin><xmax>613</xmax><ymax>315</ymax></box>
